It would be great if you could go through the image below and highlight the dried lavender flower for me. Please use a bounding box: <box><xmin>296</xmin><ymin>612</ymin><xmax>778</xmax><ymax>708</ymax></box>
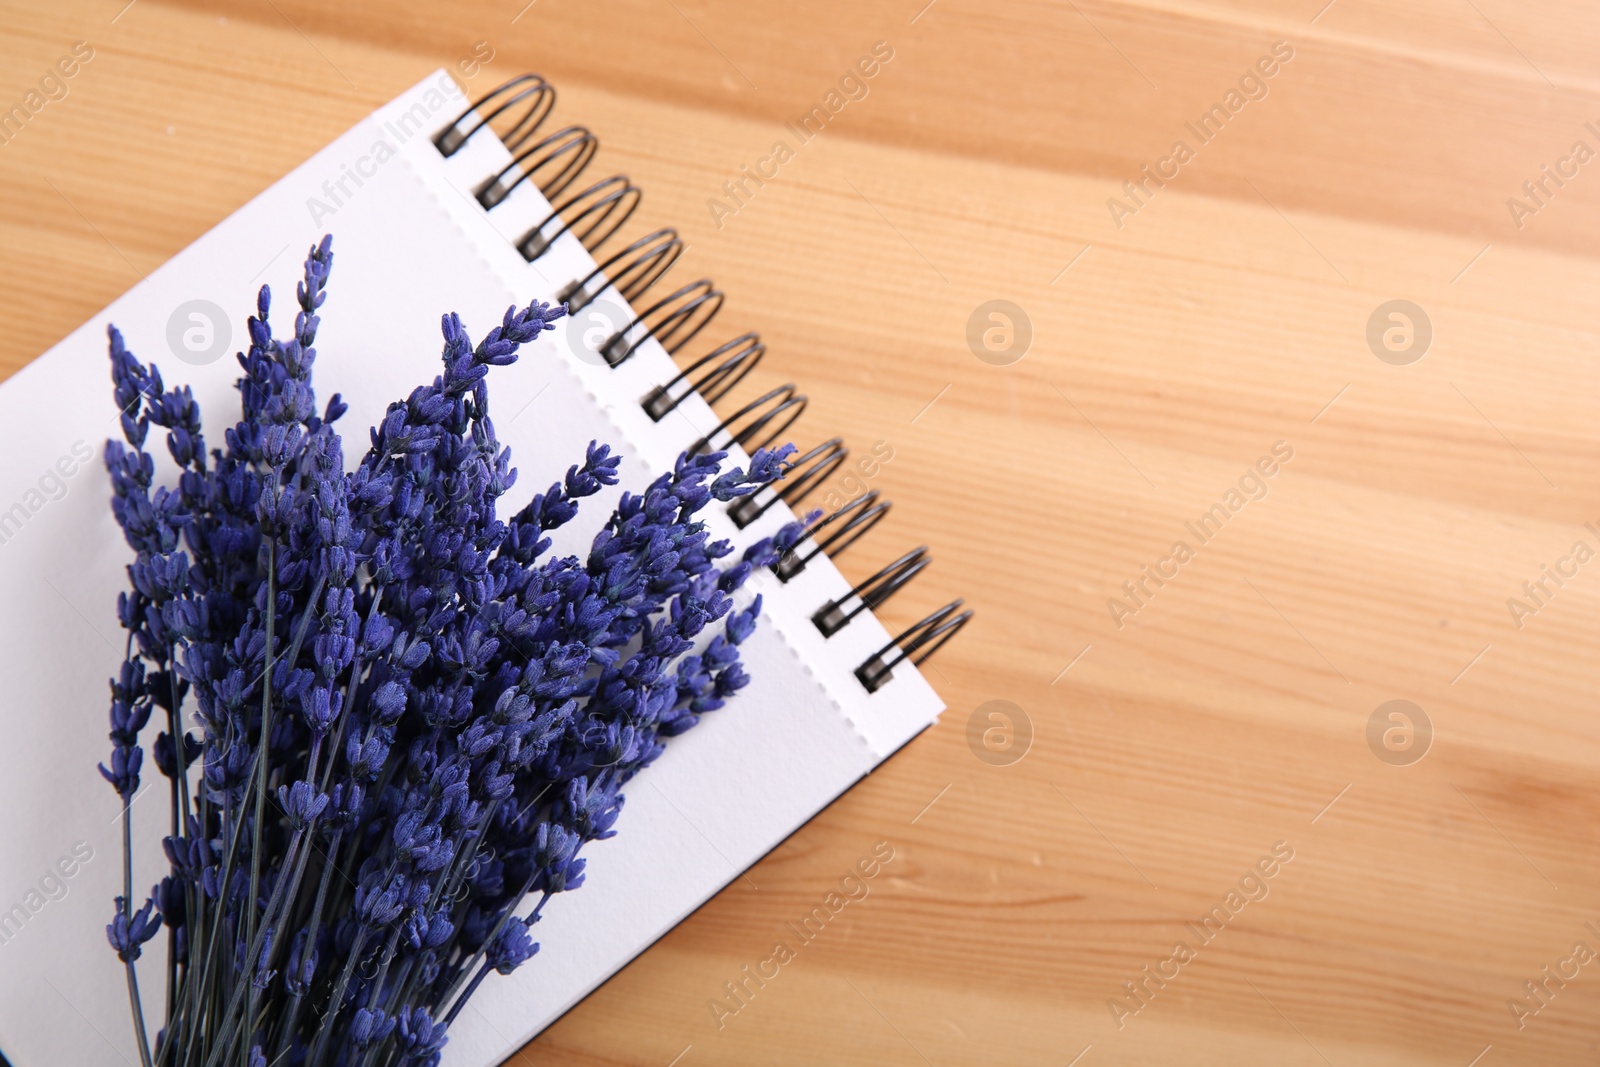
<box><xmin>100</xmin><ymin>235</ymin><xmax>792</xmax><ymax>1067</ymax></box>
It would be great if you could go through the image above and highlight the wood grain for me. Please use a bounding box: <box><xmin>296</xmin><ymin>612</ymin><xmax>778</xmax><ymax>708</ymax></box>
<box><xmin>2</xmin><ymin>0</ymin><xmax>1597</xmax><ymax>1064</ymax></box>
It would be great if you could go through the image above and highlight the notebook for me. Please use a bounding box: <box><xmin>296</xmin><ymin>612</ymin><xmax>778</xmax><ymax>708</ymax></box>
<box><xmin>0</xmin><ymin>71</ymin><xmax>967</xmax><ymax>1066</ymax></box>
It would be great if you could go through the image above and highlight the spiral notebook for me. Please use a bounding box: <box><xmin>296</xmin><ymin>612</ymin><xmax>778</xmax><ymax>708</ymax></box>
<box><xmin>0</xmin><ymin>72</ymin><xmax>967</xmax><ymax>1066</ymax></box>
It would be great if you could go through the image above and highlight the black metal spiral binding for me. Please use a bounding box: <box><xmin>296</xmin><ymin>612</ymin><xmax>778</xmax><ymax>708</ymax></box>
<box><xmin>728</xmin><ymin>437</ymin><xmax>846</xmax><ymax>529</ymax></box>
<box><xmin>517</xmin><ymin>175</ymin><xmax>641</xmax><ymax>261</ymax></box>
<box><xmin>599</xmin><ymin>279</ymin><xmax>723</xmax><ymax>368</ymax></box>
<box><xmin>477</xmin><ymin>126</ymin><xmax>598</xmax><ymax>209</ymax></box>
<box><xmin>813</xmin><ymin>546</ymin><xmax>929</xmax><ymax>637</ymax></box>
<box><xmin>773</xmin><ymin>490</ymin><xmax>888</xmax><ymax>582</ymax></box>
<box><xmin>558</xmin><ymin>228</ymin><xmax>683</xmax><ymax>313</ymax></box>
<box><xmin>435</xmin><ymin>74</ymin><xmax>555</xmax><ymax>158</ymax></box>
<box><xmin>689</xmin><ymin>385</ymin><xmax>807</xmax><ymax>459</ymax></box>
<box><xmin>444</xmin><ymin>73</ymin><xmax>969</xmax><ymax>682</ymax></box>
<box><xmin>641</xmin><ymin>333</ymin><xmax>765</xmax><ymax>422</ymax></box>
<box><xmin>855</xmin><ymin>600</ymin><xmax>971</xmax><ymax>693</ymax></box>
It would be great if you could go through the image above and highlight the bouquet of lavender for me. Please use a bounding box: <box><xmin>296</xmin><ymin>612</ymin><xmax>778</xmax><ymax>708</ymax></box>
<box><xmin>100</xmin><ymin>236</ymin><xmax>797</xmax><ymax>1067</ymax></box>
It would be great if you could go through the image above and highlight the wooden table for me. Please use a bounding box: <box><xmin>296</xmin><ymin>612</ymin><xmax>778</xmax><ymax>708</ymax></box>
<box><xmin>3</xmin><ymin>1</ymin><xmax>1596</xmax><ymax>1063</ymax></box>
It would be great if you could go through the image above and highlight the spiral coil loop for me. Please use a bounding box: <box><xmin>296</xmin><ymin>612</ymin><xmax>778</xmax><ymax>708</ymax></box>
<box><xmin>517</xmin><ymin>174</ymin><xmax>641</xmax><ymax>261</ymax></box>
<box><xmin>773</xmin><ymin>490</ymin><xmax>888</xmax><ymax>581</ymax></box>
<box><xmin>599</xmin><ymin>279</ymin><xmax>724</xmax><ymax>368</ymax></box>
<box><xmin>558</xmin><ymin>228</ymin><xmax>683</xmax><ymax>313</ymax></box>
<box><xmin>689</xmin><ymin>385</ymin><xmax>807</xmax><ymax>460</ymax></box>
<box><xmin>435</xmin><ymin>74</ymin><xmax>555</xmax><ymax>158</ymax></box>
<box><xmin>477</xmin><ymin>126</ymin><xmax>597</xmax><ymax>209</ymax></box>
<box><xmin>813</xmin><ymin>546</ymin><xmax>930</xmax><ymax>637</ymax></box>
<box><xmin>728</xmin><ymin>437</ymin><xmax>846</xmax><ymax>529</ymax></box>
<box><xmin>641</xmin><ymin>333</ymin><xmax>765</xmax><ymax>422</ymax></box>
<box><xmin>855</xmin><ymin>600</ymin><xmax>972</xmax><ymax>693</ymax></box>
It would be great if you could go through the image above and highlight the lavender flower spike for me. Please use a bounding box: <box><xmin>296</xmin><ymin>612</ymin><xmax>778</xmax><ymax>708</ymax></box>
<box><xmin>100</xmin><ymin>235</ymin><xmax>788</xmax><ymax>1066</ymax></box>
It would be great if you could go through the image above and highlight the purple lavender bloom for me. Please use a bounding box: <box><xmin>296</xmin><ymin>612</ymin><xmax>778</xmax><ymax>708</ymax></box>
<box><xmin>107</xmin><ymin>895</ymin><xmax>163</xmax><ymax>963</ymax></box>
<box><xmin>100</xmin><ymin>234</ymin><xmax>794</xmax><ymax>1066</ymax></box>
